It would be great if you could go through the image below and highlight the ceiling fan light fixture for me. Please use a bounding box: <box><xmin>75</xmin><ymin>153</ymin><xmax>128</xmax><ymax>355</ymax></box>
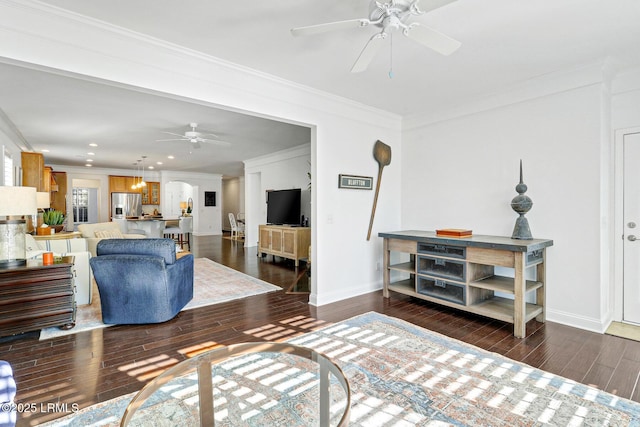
<box><xmin>291</xmin><ymin>0</ymin><xmax>461</xmax><ymax>73</ymax></box>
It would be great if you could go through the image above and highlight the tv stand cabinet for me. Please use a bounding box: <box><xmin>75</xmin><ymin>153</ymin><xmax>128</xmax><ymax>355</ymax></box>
<box><xmin>258</xmin><ymin>225</ymin><xmax>310</xmax><ymax>267</ymax></box>
<box><xmin>379</xmin><ymin>231</ymin><xmax>553</xmax><ymax>338</ymax></box>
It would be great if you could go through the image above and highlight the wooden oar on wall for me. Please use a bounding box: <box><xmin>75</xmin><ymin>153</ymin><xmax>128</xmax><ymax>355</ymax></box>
<box><xmin>367</xmin><ymin>140</ymin><xmax>392</xmax><ymax>241</ymax></box>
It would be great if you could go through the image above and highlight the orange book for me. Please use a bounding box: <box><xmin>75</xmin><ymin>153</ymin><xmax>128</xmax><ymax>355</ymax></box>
<box><xmin>436</xmin><ymin>228</ymin><xmax>472</xmax><ymax>237</ymax></box>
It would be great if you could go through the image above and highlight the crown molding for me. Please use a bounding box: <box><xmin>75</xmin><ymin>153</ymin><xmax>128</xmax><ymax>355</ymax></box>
<box><xmin>244</xmin><ymin>143</ymin><xmax>311</xmax><ymax>171</ymax></box>
<box><xmin>0</xmin><ymin>0</ymin><xmax>401</xmax><ymax>129</ymax></box>
<box><xmin>402</xmin><ymin>61</ymin><xmax>612</xmax><ymax>131</ymax></box>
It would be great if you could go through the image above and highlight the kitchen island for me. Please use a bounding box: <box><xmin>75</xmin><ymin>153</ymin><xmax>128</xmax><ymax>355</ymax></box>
<box><xmin>113</xmin><ymin>217</ymin><xmax>180</xmax><ymax>238</ymax></box>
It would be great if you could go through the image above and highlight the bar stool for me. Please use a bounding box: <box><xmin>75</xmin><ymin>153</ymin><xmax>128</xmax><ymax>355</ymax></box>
<box><xmin>164</xmin><ymin>217</ymin><xmax>192</xmax><ymax>251</ymax></box>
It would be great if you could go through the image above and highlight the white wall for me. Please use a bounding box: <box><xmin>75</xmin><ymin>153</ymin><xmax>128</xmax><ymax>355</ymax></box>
<box><xmin>244</xmin><ymin>144</ymin><xmax>311</xmax><ymax>245</ymax></box>
<box><xmin>161</xmin><ymin>171</ymin><xmax>222</xmax><ymax>236</ymax></box>
<box><xmin>402</xmin><ymin>72</ymin><xmax>611</xmax><ymax>332</ymax></box>
<box><xmin>222</xmin><ymin>177</ymin><xmax>243</xmax><ymax>231</ymax></box>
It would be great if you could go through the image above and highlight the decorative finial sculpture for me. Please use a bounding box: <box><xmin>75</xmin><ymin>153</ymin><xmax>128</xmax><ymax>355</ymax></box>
<box><xmin>510</xmin><ymin>160</ymin><xmax>533</xmax><ymax>240</ymax></box>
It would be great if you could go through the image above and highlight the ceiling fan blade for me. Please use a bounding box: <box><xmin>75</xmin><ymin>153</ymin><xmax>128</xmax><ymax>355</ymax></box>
<box><xmin>199</xmin><ymin>132</ymin><xmax>220</xmax><ymax>139</ymax></box>
<box><xmin>403</xmin><ymin>23</ymin><xmax>461</xmax><ymax>55</ymax></box>
<box><xmin>291</xmin><ymin>18</ymin><xmax>372</xmax><ymax>37</ymax></box>
<box><xmin>156</xmin><ymin>138</ymin><xmax>186</xmax><ymax>142</ymax></box>
<box><xmin>351</xmin><ymin>32</ymin><xmax>387</xmax><ymax>73</ymax></box>
<box><xmin>161</xmin><ymin>131</ymin><xmax>186</xmax><ymax>137</ymax></box>
<box><xmin>414</xmin><ymin>0</ymin><xmax>458</xmax><ymax>14</ymax></box>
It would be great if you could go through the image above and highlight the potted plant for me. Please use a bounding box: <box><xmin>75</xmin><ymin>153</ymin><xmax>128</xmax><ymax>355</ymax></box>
<box><xmin>42</xmin><ymin>209</ymin><xmax>66</xmax><ymax>233</ymax></box>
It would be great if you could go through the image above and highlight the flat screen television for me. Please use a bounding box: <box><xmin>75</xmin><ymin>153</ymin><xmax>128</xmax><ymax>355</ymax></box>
<box><xmin>267</xmin><ymin>189</ymin><xmax>301</xmax><ymax>225</ymax></box>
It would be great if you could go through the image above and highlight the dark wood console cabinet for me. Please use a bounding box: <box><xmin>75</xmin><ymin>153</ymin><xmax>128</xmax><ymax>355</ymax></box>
<box><xmin>0</xmin><ymin>257</ymin><xmax>76</xmax><ymax>338</ymax></box>
<box><xmin>379</xmin><ymin>231</ymin><xmax>553</xmax><ymax>338</ymax></box>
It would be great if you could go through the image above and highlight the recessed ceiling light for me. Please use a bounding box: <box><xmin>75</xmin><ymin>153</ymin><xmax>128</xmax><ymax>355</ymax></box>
<box><xmin>87</xmin><ymin>152</ymin><xmax>95</xmax><ymax>156</ymax></box>
<box><xmin>156</xmin><ymin>161</ymin><xmax>163</xmax><ymax>165</ymax></box>
<box><xmin>148</xmin><ymin>166</ymin><xmax>154</xmax><ymax>170</ymax></box>
<box><xmin>85</xmin><ymin>164</ymin><xmax>92</xmax><ymax>167</ymax></box>
<box><xmin>41</xmin><ymin>149</ymin><xmax>50</xmax><ymax>153</ymax></box>
<box><xmin>167</xmin><ymin>155</ymin><xmax>175</xmax><ymax>159</ymax></box>
<box><xmin>89</xmin><ymin>143</ymin><xmax>98</xmax><ymax>147</ymax></box>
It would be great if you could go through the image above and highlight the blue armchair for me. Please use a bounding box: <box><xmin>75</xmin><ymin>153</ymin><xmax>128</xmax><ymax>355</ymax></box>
<box><xmin>89</xmin><ymin>239</ymin><xmax>194</xmax><ymax>324</ymax></box>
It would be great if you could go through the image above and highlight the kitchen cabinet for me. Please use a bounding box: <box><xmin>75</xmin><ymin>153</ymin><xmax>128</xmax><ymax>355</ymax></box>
<box><xmin>50</xmin><ymin>171</ymin><xmax>67</xmax><ymax>212</ymax></box>
<box><xmin>109</xmin><ymin>175</ymin><xmax>141</xmax><ymax>193</ymax></box>
<box><xmin>21</xmin><ymin>152</ymin><xmax>45</xmax><ymax>191</ymax></box>
<box><xmin>142</xmin><ymin>182</ymin><xmax>160</xmax><ymax>204</ymax></box>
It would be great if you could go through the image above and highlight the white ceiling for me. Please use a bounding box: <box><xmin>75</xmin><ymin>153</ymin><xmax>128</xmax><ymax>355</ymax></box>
<box><xmin>3</xmin><ymin>0</ymin><xmax>640</xmax><ymax>176</ymax></box>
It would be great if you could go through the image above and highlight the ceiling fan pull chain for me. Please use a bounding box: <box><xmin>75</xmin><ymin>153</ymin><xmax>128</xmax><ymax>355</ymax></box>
<box><xmin>389</xmin><ymin>33</ymin><xmax>394</xmax><ymax>79</ymax></box>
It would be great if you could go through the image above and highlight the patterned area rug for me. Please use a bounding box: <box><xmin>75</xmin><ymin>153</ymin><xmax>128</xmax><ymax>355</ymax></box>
<box><xmin>39</xmin><ymin>258</ymin><xmax>280</xmax><ymax>340</ymax></box>
<box><xmin>40</xmin><ymin>312</ymin><xmax>640</xmax><ymax>426</ymax></box>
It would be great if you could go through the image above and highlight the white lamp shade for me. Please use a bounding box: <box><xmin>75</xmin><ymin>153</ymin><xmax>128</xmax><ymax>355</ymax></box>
<box><xmin>0</xmin><ymin>186</ymin><xmax>37</xmax><ymax>216</ymax></box>
<box><xmin>36</xmin><ymin>191</ymin><xmax>50</xmax><ymax>209</ymax></box>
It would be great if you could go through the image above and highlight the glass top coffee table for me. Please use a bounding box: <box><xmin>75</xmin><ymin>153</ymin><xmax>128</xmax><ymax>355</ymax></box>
<box><xmin>120</xmin><ymin>342</ymin><xmax>351</xmax><ymax>426</ymax></box>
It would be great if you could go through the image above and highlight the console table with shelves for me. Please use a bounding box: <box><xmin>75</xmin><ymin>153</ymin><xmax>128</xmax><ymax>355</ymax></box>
<box><xmin>379</xmin><ymin>230</ymin><xmax>553</xmax><ymax>338</ymax></box>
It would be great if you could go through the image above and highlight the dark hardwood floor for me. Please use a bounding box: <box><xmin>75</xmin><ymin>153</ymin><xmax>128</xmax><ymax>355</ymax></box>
<box><xmin>2</xmin><ymin>234</ymin><xmax>640</xmax><ymax>426</ymax></box>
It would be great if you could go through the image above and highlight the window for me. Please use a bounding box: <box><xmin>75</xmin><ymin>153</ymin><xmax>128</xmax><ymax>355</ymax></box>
<box><xmin>3</xmin><ymin>148</ymin><xmax>13</xmax><ymax>186</ymax></box>
<box><xmin>72</xmin><ymin>188</ymin><xmax>89</xmax><ymax>223</ymax></box>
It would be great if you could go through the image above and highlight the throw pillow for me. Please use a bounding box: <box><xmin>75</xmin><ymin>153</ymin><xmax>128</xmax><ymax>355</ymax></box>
<box><xmin>94</xmin><ymin>229</ymin><xmax>124</xmax><ymax>239</ymax></box>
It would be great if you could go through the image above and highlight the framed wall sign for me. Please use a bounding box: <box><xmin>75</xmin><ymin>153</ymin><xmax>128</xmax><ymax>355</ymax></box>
<box><xmin>204</xmin><ymin>191</ymin><xmax>216</xmax><ymax>206</ymax></box>
<box><xmin>338</xmin><ymin>174</ymin><xmax>373</xmax><ymax>190</ymax></box>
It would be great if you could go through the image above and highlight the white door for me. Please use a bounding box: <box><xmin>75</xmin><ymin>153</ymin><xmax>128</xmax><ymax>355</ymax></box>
<box><xmin>623</xmin><ymin>132</ymin><xmax>640</xmax><ymax>323</ymax></box>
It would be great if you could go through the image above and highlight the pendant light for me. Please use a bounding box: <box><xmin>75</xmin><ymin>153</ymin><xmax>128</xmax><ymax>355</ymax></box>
<box><xmin>131</xmin><ymin>161</ymin><xmax>139</xmax><ymax>190</ymax></box>
<box><xmin>139</xmin><ymin>156</ymin><xmax>147</xmax><ymax>188</ymax></box>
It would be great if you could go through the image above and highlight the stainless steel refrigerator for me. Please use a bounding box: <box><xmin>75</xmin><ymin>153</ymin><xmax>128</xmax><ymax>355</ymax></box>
<box><xmin>111</xmin><ymin>192</ymin><xmax>142</xmax><ymax>219</ymax></box>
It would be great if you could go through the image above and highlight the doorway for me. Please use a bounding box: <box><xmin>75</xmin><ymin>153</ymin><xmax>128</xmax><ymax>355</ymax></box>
<box><xmin>622</xmin><ymin>131</ymin><xmax>640</xmax><ymax>324</ymax></box>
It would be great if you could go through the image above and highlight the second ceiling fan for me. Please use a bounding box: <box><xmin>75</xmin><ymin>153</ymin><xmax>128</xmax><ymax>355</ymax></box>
<box><xmin>291</xmin><ymin>0</ymin><xmax>461</xmax><ymax>73</ymax></box>
<box><xmin>156</xmin><ymin>123</ymin><xmax>231</xmax><ymax>149</ymax></box>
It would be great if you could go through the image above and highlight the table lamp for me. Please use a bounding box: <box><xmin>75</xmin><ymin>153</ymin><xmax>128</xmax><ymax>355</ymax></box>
<box><xmin>36</xmin><ymin>191</ymin><xmax>50</xmax><ymax>229</ymax></box>
<box><xmin>180</xmin><ymin>201</ymin><xmax>187</xmax><ymax>216</ymax></box>
<box><xmin>0</xmin><ymin>186</ymin><xmax>37</xmax><ymax>268</ymax></box>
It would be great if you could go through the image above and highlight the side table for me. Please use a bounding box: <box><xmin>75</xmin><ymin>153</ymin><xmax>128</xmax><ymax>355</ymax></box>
<box><xmin>121</xmin><ymin>342</ymin><xmax>351</xmax><ymax>426</ymax></box>
<box><xmin>0</xmin><ymin>256</ymin><xmax>76</xmax><ymax>337</ymax></box>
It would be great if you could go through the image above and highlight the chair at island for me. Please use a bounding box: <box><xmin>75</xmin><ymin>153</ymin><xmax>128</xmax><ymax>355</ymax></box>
<box><xmin>89</xmin><ymin>238</ymin><xmax>194</xmax><ymax>324</ymax></box>
<box><xmin>163</xmin><ymin>216</ymin><xmax>192</xmax><ymax>251</ymax></box>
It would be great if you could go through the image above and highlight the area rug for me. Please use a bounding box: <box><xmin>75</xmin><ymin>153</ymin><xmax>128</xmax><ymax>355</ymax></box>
<box><xmin>39</xmin><ymin>258</ymin><xmax>280</xmax><ymax>340</ymax></box>
<box><xmin>40</xmin><ymin>312</ymin><xmax>640</xmax><ymax>426</ymax></box>
<box><xmin>606</xmin><ymin>321</ymin><xmax>640</xmax><ymax>342</ymax></box>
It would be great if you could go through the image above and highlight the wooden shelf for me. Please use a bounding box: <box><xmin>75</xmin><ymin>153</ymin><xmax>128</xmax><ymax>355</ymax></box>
<box><xmin>470</xmin><ymin>275</ymin><xmax>543</xmax><ymax>295</ymax></box>
<box><xmin>388</xmin><ymin>279</ymin><xmax>415</xmax><ymax>296</ymax></box>
<box><xmin>468</xmin><ymin>297</ymin><xmax>543</xmax><ymax>324</ymax></box>
<box><xmin>388</xmin><ymin>262</ymin><xmax>414</xmax><ymax>274</ymax></box>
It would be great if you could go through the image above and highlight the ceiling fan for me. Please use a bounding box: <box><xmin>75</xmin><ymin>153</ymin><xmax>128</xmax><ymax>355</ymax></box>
<box><xmin>156</xmin><ymin>123</ymin><xmax>231</xmax><ymax>149</ymax></box>
<box><xmin>291</xmin><ymin>0</ymin><xmax>461</xmax><ymax>73</ymax></box>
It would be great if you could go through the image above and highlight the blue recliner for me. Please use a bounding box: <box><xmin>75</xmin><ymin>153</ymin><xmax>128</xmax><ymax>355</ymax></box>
<box><xmin>89</xmin><ymin>239</ymin><xmax>194</xmax><ymax>324</ymax></box>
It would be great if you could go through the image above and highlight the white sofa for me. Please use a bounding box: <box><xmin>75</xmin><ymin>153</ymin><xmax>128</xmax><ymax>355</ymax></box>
<box><xmin>77</xmin><ymin>222</ymin><xmax>145</xmax><ymax>257</ymax></box>
<box><xmin>25</xmin><ymin>234</ymin><xmax>93</xmax><ymax>305</ymax></box>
